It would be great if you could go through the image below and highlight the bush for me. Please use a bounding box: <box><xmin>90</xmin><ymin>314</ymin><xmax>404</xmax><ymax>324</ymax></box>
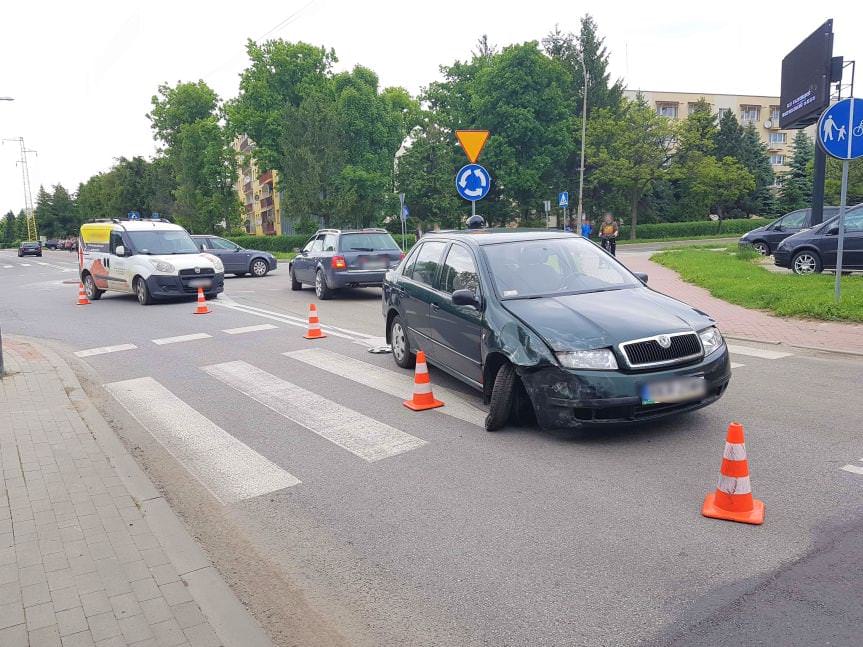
<box><xmin>618</xmin><ymin>218</ymin><xmax>771</xmax><ymax>240</ymax></box>
<box><xmin>227</xmin><ymin>232</ymin><xmax>418</xmax><ymax>253</ymax></box>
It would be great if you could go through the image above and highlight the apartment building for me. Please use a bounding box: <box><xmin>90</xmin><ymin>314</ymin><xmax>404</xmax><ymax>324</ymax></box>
<box><xmin>623</xmin><ymin>90</ymin><xmax>814</xmax><ymax>174</ymax></box>
<box><xmin>234</xmin><ymin>136</ymin><xmax>289</xmax><ymax>236</ymax></box>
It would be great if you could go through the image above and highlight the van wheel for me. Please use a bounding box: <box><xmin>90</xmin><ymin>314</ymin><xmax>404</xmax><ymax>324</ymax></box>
<box><xmin>792</xmin><ymin>251</ymin><xmax>822</xmax><ymax>275</ymax></box>
<box><xmin>83</xmin><ymin>274</ymin><xmax>103</xmax><ymax>300</ymax></box>
<box><xmin>752</xmin><ymin>241</ymin><xmax>770</xmax><ymax>256</ymax></box>
<box><xmin>485</xmin><ymin>362</ymin><xmax>517</xmax><ymax>432</ymax></box>
<box><xmin>134</xmin><ymin>277</ymin><xmax>153</xmax><ymax>305</ymax></box>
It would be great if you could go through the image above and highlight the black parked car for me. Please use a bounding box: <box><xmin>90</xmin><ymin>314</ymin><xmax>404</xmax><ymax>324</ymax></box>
<box><xmin>774</xmin><ymin>206</ymin><xmax>863</xmax><ymax>274</ymax></box>
<box><xmin>290</xmin><ymin>228</ymin><xmax>404</xmax><ymax>299</ymax></box>
<box><xmin>44</xmin><ymin>239</ymin><xmax>60</xmax><ymax>250</ymax></box>
<box><xmin>192</xmin><ymin>235</ymin><xmax>277</xmax><ymax>277</ymax></box>
<box><xmin>383</xmin><ymin>229</ymin><xmax>730</xmax><ymax>431</ymax></box>
<box><xmin>739</xmin><ymin>207</ymin><xmax>840</xmax><ymax>256</ymax></box>
<box><xmin>18</xmin><ymin>241</ymin><xmax>42</xmax><ymax>257</ymax></box>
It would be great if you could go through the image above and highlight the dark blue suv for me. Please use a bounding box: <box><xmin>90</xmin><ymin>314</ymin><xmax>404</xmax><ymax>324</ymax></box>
<box><xmin>290</xmin><ymin>228</ymin><xmax>404</xmax><ymax>299</ymax></box>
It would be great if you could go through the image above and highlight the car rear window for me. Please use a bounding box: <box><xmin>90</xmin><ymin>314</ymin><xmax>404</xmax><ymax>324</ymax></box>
<box><xmin>339</xmin><ymin>233</ymin><xmax>398</xmax><ymax>252</ymax></box>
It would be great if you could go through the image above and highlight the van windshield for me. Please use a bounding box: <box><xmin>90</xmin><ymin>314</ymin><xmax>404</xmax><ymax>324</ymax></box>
<box><xmin>126</xmin><ymin>230</ymin><xmax>199</xmax><ymax>255</ymax></box>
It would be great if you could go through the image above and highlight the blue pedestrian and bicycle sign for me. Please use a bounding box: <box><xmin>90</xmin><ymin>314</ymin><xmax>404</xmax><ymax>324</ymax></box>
<box><xmin>817</xmin><ymin>98</ymin><xmax>863</xmax><ymax>160</ymax></box>
<box><xmin>558</xmin><ymin>191</ymin><xmax>569</xmax><ymax>208</ymax></box>
<box><xmin>455</xmin><ymin>164</ymin><xmax>491</xmax><ymax>202</ymax></box>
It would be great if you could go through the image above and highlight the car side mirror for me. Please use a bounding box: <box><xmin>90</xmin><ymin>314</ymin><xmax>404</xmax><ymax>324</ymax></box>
<box><xmin>452</xmin><ymin>289</ymin><xmax>480</xmax><ymax>308</ymax></box>
<box><xmin>827</xmin><ymin>227</ymin><xmax>839</xmax><ymax>235</ymax></box>
<box><xmin>115</xmin><ymin>245</ymin><xmax>126</xmax><ymax>257</ymax></box>
<box><xmin>633</xmin><ymin>272</ymin><xmax>648</xmax><ymax>284</ymax></box>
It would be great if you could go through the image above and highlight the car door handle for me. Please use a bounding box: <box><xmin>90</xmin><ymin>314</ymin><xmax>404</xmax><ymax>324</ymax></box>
<box><xmin>431</xmin><ymin>303</ymin><xmax>440</xmax><ymax>311</ymax></box>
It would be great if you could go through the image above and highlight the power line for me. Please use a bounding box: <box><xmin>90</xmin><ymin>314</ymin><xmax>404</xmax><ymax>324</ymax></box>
<box><xmin>2</xmin><ymin>137</ymin><xmax>38</xmax><ymax>239</ymax></box>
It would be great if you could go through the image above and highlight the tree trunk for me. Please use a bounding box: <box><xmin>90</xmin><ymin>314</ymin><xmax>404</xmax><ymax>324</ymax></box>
<box><xmin>630</xmin><ymin>190</ymin><xmax>638</xmax><ymax>240</ymax></box>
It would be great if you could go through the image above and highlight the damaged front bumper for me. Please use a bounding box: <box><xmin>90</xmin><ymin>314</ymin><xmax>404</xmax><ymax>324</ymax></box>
<box><xmin>519</xmin><ymin>348</ymin><xmax>731</xmax><ymax>429</ymax></box>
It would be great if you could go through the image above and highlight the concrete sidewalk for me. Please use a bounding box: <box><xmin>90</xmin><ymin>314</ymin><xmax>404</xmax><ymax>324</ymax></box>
<box><xmin>0</xmin><ymin>337</ymin><xmax>274</xmax><ymax>647</ymax></box>
<box><xmin>620</xmin><ymin>252</ymin><xmax>863</xmax><ymax>355</ymax></box>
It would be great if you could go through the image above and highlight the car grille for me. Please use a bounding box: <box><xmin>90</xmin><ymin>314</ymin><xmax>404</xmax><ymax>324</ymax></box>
<box><xmin>620</xmin><ymin>332</ymin><xmax>702</xmax><ymax>369</ymax></box>
<box><xmin>178</xmin><ymin>268</ymin><xmax>215</xmax><ymax>293</ymax></box>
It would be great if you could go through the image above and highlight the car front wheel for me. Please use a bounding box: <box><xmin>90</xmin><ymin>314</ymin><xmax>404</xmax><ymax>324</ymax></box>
<box><xmin>134</xmin><ymin>277</ymin><xmax>153</xmax><ymax>305</ymax></box>
<box><xmin>315</xmin><ymin>269</ymin><xmax>333</xmax><ymax>300</ymax></box>
<box><xmin>486</xmin><ymin>362</ymin><xmax>517</xmax><ymax>432</ymax></box>
<box><xmin>389</xmin><ymin>315</ymin><xmax>416</xmax><ymax>369</ymax></box>
<box><xmin>752</xmin><ymin>241</ymin><xmax>770</xmax><ymax>256</ymax></box>
<box><xmin>250</xmin><ymin>258</ymin><xmax>269</xmax><ymax>277</ymax></box>
<box><xmin>792</xmin><ymin>250</ymin><xmax>822</xmax><ymax>275</ymax></box>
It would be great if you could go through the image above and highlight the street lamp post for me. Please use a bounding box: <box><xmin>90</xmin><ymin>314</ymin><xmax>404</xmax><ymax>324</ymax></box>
<box><xmin>576</xmin><ymin>55</ymin><xmax>588</xmax><ymax>234</ymax></box>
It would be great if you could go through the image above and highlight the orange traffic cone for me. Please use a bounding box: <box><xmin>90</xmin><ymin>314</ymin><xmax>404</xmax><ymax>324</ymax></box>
<box><xmin>403</xmin><ymin>351</ymin><xmax>444</xmax><ymax>411</ymax></box>
<box><xmin>303</xmin><ymin>303</ymin><xmax>326</xmax><ymax>339</ymax></box>
<box><xmin>76</xmin><ymin>283</ymin><xmax>91</xmax><ymax>306</ymax></box>
<box><xmin>702</xmin><ymin>422</ymin><xmax>764</xmax><ymax>525</ymax></box>
<box><xmin>193</xmin><ymin>287</ymin><xmax>210</xmax><ymax>315</ymax></box>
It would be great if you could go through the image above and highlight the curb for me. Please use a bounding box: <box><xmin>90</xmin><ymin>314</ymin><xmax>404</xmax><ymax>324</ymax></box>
<box><xmin>24</xmin><ymin>337</ymin><xmax>275</xmax><ymax>647</ymax></box>
<box><xmin>724</xmin><ymin>334</ymin><xmax>782</xmax><ymax>346</ymax></box>
<box><xmin>724</xmin><ymin>334</ymin><xmax>863</xmax><ymax>358</ymax></box>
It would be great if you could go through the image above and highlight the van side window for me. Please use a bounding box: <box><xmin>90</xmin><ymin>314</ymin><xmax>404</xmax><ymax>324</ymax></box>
<box><xmin>110</xmin><ymin>232</ymin><xmax>124</xmax><ymax>255</ymax></box>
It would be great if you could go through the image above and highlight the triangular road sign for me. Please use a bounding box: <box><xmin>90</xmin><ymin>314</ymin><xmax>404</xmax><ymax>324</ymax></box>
<box><xmin>456</xmin><ymin>130</ymin><xmax>490</xmax><ymax>163</ymax></box>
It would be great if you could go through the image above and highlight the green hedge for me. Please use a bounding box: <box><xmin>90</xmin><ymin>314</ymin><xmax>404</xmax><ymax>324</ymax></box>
<box><xmin>227</xmin><ymin>233</ymin><xmax>418</xmax><ymax>252</ymax></box>
<box><xmin>617</xmin><ymin>218</ymin><xmax>771</xmax><ymax>240</ymax></box>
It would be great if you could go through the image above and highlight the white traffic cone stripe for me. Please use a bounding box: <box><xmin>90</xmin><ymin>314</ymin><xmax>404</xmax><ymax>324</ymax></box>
<box><xmin>413</xmin><ymin>382</ymin><xmax>432</xmax><ymax>395</ymax></box>
<box><xmin>717</xmin><ymin>475</ymin><xmax>751</xmax><ymax>495</ymax></box>
<box><xmin>415</xmin><ymin>361</ymin><xmax>428</xmax><ymax>374</ymax></box>
<box><xmin>723</xmin><ymin>442</ymin><xmax>747</xmax><ymax>460</ymax></box>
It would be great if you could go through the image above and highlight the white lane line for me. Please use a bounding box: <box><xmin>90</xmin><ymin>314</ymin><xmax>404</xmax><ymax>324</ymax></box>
<box><xmin>2</xmin><ymin>265</ymin><xmax>12</xmax><ymax>269</ymax></box>
<box><xmin>285</xmin><ymin>348</ymin><xmax>486</xmax><ymax>428</ymax></box>
<box><xmin>727</xmin><ymin>344</ymin><xmax>792</xmax><ymax>360</ymax></box>
<box><xmin>20</xmin><ymin>263</ymin><xmax>31</xmax><ymax>266</ymax></box>
<box><xmin>36</xmin><ymin>262</ymin><xmax>49</xmax><ymax>266</ymax></box>
<box><xmin>840</xmin><ymin>464</ymin><xmax>863</xmax><ymax>475</ymax></box>
<box><xmin>152</xmin><ymin>333</ymin><xmax>212</xmax><ymax>346</ymax></box>
<box><xmin>730</xmin><ymin>362</ymin><xmax>745</xmax><ymax>369</ymax></box>
<box><xmin>213</xmin><ymin>302</ymin><xmax>357</xmax><ymax>340</ymax></box>
<box><xmin>203</xmin><ymin>360</ymin><xmax>427</xmax><ymax>462</ymax></box>
<box><xmin>75</xmin><ymin>343</ymin><xmax>138</xmax><ymax>358</ymax></box>
<box><xmin>104</xmin><ymin>377</ymin><xmax>300</xmax><ymax>503</ymax></box>
<box><xmin>222</xmin><ymin>323</ymin><xmax>278</xmax><ymax>335</ymax></box>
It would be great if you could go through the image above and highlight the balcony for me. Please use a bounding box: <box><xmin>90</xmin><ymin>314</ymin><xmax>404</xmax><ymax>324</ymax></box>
<box><xmin>260</xmin><ymin>196</ymin><xmax>274</xmax><ymax>209</ymax></box>
<box><xmin>258</xmin><ymin>170</ymin><xmax>273</xmax><ymax>185</ymax></box>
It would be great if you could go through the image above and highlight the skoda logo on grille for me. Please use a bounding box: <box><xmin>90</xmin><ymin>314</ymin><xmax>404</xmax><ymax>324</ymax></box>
<box><xmin>194</xmin><ymin>267</ymin><xmax>201</xmax><ymax>274</ymax></box>
<box><xmin>656</xmin><ymin>335</ymin><xmax>672</xmax><ymax>349</ymax></box>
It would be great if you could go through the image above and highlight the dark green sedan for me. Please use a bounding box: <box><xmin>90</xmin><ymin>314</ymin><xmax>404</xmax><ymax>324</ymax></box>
<box><xmin>382</xmin><ymin>229</ymin><xmax>730</xmax><ymax>431</ymax></box>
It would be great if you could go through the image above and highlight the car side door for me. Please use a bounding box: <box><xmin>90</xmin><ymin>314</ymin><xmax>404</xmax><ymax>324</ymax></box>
<box><xmin>400</xmin><ymin>241</ymin><xmax>447</xmax><ymax>355</ymax></box>
<box><xmin>429</xmin><ymin>243</ymin><xmax>483</xmax><ymax>385</ymax></box>
<box><xmin>107</xmin><ymin>231</ymin><xmax>131</xmax><ymax>292</ymax></box>
<box><xmin>294</xmin><ymin>236</ymin><xmax>321</xmax><ymax>282</ymax></box>
<box><xmin>766</xmin><ymin>210</ymin><xmax>806</xmax><ymax>248</ymax></box>
<box><xmin>836</xmin><ymin>210</ymin><xmax>863</xmax><ymax>269</ymax></box>
<box><xmin>210</xmin><ymin>237</ymin><xmax>245</xmax><ymax>273</ymax></box>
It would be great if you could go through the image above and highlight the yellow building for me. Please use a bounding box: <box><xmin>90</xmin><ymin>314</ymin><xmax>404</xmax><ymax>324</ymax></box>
<box><xmin>234</xmin><ymin>136</ymin><xmax>285</xmax><ymax>236</ymax></box>
<box><xmin>623</xmin><ymin>90</ymin><xmax>815</xmax><ymax>175</ymax></box>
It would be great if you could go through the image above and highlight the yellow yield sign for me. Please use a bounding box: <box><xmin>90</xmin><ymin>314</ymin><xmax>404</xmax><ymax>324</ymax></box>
<box><xmin>455</xmin><ymin>130</ymin><xmax>490</xmax><ymax>163</ymax></box>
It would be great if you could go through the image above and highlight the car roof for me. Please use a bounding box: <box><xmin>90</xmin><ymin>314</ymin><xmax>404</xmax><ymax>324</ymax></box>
<box><xmin>417</xmin><ymin>228</ymin><xmax>579</xmax><ymax>246</ymax></box>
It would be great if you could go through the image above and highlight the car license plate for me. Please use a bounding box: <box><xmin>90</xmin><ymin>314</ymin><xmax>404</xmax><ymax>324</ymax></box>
<box><xmin>363</xmin><ymin>259</ymin><xmax>385</xmax><ymax>269</ymax></box>
<box><xmin>188</xmin><ymin>278</ymin><xmax>212</xmax><ymax>288</ymax></box>
<box><xmin>641</xmin><ymin>376</ymin><xmax>706</xmax><ymax>405</ymax></box>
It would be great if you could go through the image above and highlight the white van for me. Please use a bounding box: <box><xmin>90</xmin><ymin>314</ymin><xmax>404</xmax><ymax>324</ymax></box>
<box><xmin>79</xmin><ymin>219</ymin><xmax>225</xmax><ymax>305</ymax></box>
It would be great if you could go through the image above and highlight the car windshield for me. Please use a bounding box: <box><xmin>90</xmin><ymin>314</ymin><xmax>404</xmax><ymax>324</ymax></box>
<box><xmin>126</xmin><ymin>230</ymin><xmax>199</xmax><ymax>255</ymax></box>
<box><xmin>339</xmin><ymin>233</ymin><xmax>399</xmax><ymax>252</ymax></box>
<box><xmin>483</xmin><ymin>237</ymin><xmax>641</xmax><ymax>299</ymax></box>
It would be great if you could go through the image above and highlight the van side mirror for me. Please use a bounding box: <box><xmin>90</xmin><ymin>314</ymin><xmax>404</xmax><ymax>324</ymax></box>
<box><xmin>452</xmin><ymin>289</ymin><xmax>480</xmax><ymax>308</ymax></box>
<box><xmin>633</xmin><ymin>272</ymin><xmax>648</xmax><ymax>284</ymax></box>
<box><xmin>827</xmin><ymin>226</ymin><xmax>839</xmax><ymax>235</ymax></box>
<box><xmin>115</xmin><ymin>245</ymin><xmax>126</xmax><ymax>257</ymax></box>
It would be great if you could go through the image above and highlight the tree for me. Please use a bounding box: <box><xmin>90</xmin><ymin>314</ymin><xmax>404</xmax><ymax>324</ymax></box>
<box><xmin>735</xmin><ymin>124</ymin><xmax>775</xmax><ymax>216</ymax></box>
<box><xmin>14</xmin><ymin>209</ymin><xmax>27</xmax><ymax>240</ymax></box>
<box><xmin>714</xmin><ymin>110</ymin><xmax>743</xmax><ymax>160</ymax></box>
<box><xmin>676</xmin><ymin>99</ymin><xmax>717</xmax><ymax>159</ymax></box>
<box><xmin>671</xmin><ymin>155</ymin><xmax>755</xmax><ymax>220</ymax></box>
<box><xmin>777</xmin><ymin>130</ymin><xmax>813</xmax><ymax>213</ymax></box>
<box><xmin>34</xmin><ymin>186</ymin><xmax>54</xmax><ymax>237</ymax></box>
<box><xmin>825</xmin><ymin>157</ymin><xmax>863</xmax><ymax>205</ymax></box>
<box><xmin>586</xmin><ymin>98</ymin><xmax>676</xmax><ymax>237</ymax></box>
<box><xmin>1</xmin><ymin>211</ymin><xmax>14</xmax><ymax>245</ymax></box>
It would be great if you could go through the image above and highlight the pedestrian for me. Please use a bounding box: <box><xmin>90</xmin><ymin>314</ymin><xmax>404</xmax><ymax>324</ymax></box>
<box><xmin>580</xmin><ymin>218</ymin><xmax>593</xmax><ymax>239</ymax></box>
<box><xmin>598</xmin><ymin>213</ymin><xmax>619</xmax><ymax>256</ymax></box>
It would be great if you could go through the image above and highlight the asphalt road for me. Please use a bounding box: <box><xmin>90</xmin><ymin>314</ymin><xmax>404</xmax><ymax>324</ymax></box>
<box><xmin>1</xmin><ymin>248</ymin><xmax>862</xmax><ymax>647</ymax></box>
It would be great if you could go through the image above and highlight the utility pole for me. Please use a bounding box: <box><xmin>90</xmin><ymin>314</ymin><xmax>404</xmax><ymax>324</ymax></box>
<box><xmin>576</xmin><ymin>56</ymin><xmax>589</xmax><ymax>234</ymax></box>
<box><xmin>3</xmin><ymin>137</ymin><xmax>37</xmax><ymax>240</ymax></box>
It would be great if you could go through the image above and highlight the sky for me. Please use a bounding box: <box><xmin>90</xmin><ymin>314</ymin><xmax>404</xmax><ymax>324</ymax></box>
<box><xmin>1</xmin><ymin>1</ymin><xmax>861</xmax><ymax>216</ymax></box>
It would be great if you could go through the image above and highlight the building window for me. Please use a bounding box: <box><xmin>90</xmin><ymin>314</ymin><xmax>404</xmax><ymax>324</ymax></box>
<box><xmin>770</xmin><ymin>154</ymin><xmax>785</xmax><ymax>166</ymax></box>
<box><xmin>688</xmin><ymin>102</ymin><xmax>710</xmax><ymax>115</ymax></box>
<box><xmin>717</xmin><ymin>107</ymin><xmax>730</xmax><ymax>119</ymax></box>
<box><xmin>768</xmin><ymin>132</ymin><xmax>787</xmax><ymax>144</ymax></box>
<box><xmin>740</xmin><ymin>105</ymin><xmax>761</xmax><ymax>123</ymax></box>
<box><xmin>770</xmin><ymin>106</ymin><xmax>780</xmax><ymax>123</ymax></box>
<box><xmin>657</xmin><ymin>103</ymin><xmax>678</xmax><ymax>118</ymax></box>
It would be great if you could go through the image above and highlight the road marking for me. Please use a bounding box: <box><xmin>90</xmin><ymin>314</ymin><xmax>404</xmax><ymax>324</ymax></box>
<box><xmin>20</xmin><ymin>263</ymin><xmax>31</xmax><ymax>266</ymax></box>
<box><xmin>727</xmin><ymin>344</ymin><xmax>792</xmax><ymax>360</ymax></box>
<box><xmin>285</xmin><ymin>348</ymin><xmax>486</xmax><ymax>427</ymax></box>
<box><xmin>730</xmin><ymin>362</ymin><xmax>745</xmax><ymax>369</ymax></box>
<box><xmin>202</xmin><ymin>360</ymin><xmax>427</xmax><ymax>462</ymax></box>
<box><xmin>152</xmin><ymin>333</ymin><xmax>212</xmax><ymax>346</ymax></box>
<box><xmin>222</xmin><ymin>324</ymin><xmax>278</xmax><ymax>335</ymax></box>
<box><xmin>104</xmin><ymin>377</ymin><xmax>300</xmax><ymax>503</ymax></box>
<box><xmin>36</xmin><ymin>261</ymin><xmax>49</xmax><ymax>266</ymax></box>
<box><xmin>840</xmin><ymin>464</ymin><xmax>863</xmax><ymax>475</ymax></box>
<box><xmin>74</xmin><ymin>343</ymin><xmax>138</xmax><ymax>358</ymax></box>
<box><xmin>2</xmin><ymin>265</ymin><xmax>12</xmax><ymax>269</ymax></box>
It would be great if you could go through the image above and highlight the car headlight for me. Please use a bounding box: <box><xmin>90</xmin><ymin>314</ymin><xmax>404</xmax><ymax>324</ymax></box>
<box><xmin>699</xmin><ymin>326</ymin><xmax>724</xmax><ymax>357</ymax></box>
<box><xmin>556</xmin><ymin>349</ymin><xmax>619</xmax><ymax>370</ymax></box>
<box><xmin>151</xmin><ymin>260</ymin><xmax>175</xmax><ymax>273</ymax></box>
<box><xmin>201</xmin><ymin>253</ymin><xmax>224</xmax><ymax>273</ymax></box>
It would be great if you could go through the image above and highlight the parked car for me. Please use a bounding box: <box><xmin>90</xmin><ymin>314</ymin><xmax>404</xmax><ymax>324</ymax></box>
<box><xmin>44</xmin><ymin>239</ymin><xmax>60</xmax><ymax>250</ymax></box>
<box><xmin>774</xmin><ymin>206</ymin><xmax>863</xmax><ymax>274</ymax></box>
<box><xmin>191</xmin><ymin>235</ymin><xmax>277</xmax><ymax>278</ymax></box>
<box><xmin>382</xmin><ymin>229</ymin><xmax>730</xmax><ymax>431</ymax></box>
<box><xmin>739</xmin><ymin>207</ymin><xmax>840</xmax><ymax>256</ymax></box>
<box><xmin>18</xmin><ymin>241</ymin><xmax>42</xmax><ymax>257</ymax></box>
<box><xmin>290</xmin><ymin>228</ymin><xmax>404</xmax><ymax>299</ymax></box>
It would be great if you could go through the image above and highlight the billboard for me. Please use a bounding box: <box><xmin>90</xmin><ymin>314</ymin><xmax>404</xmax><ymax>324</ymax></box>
<box><xmin>779</xmin><ymin>20</ymin><xmax>833</xmax><ymax>130</ymax></box>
